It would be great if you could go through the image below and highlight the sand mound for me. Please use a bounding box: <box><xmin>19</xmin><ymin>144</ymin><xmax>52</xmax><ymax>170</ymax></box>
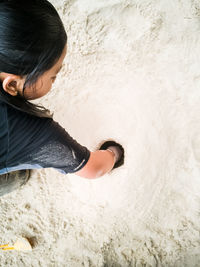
<box><xmin>0</xmin><ymin>0</ymin><xmax>200</xmax><ymax>266</ymax></box>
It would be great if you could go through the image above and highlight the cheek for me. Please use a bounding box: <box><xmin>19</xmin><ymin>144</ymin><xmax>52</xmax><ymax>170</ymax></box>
<box><xmin>24</xmin><ymin>79</ymin><xmax>52</xmax><ymax>100</ymax></box>
<box><xmin>40</xmin><ymin>80</ymin><xmax>52</xmax><ymax>96</ymax></box>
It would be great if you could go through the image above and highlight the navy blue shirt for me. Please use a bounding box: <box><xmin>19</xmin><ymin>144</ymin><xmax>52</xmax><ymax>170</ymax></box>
<box><xmin>0</xmin><ymin>100</ymin><xmax>90</xmax><ymax>175</ymax></box>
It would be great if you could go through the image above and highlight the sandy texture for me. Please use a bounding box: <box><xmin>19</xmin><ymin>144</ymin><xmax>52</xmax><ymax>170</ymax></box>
<box><xmin>1</xmin><ymin>0</ymin><xmax>200</xmax><ymax>266</ymax></box>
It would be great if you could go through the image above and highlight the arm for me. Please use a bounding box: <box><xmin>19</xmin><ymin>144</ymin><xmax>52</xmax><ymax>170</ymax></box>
<box><xmin>74</xmin><ymin>150</ymin><xmax>116</xmax><ymax>179</ymax></box>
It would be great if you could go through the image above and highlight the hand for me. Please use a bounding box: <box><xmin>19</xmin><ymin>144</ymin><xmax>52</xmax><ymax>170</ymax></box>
<box><xmin>107</xmin><ymin>146</ymin><xmax>123</xmax><ymax>163</ymax></box>
<box><xmin>98</xmin><ymin>140</ymin><xmax>125</xmax><ymax>169</ymax></box>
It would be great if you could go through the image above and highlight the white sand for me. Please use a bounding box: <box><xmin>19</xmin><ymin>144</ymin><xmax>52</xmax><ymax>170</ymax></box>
<box><xmin>1</xmin><ymin>0</ymin><xmax>200</xmax><ymax>266</ymax></box>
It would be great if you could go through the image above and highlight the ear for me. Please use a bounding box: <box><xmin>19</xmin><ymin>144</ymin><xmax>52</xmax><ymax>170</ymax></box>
<box><xmin>2</xmin><ymin>75</ymin><xmax>24</xmax><ymax>97</ymax></box>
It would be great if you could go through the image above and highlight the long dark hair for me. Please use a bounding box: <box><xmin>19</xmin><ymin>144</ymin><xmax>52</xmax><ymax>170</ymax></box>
<box><xmin>0</xmin><ymin>0</ymin><xmax>67</xmax><ymax>118</ymax></box>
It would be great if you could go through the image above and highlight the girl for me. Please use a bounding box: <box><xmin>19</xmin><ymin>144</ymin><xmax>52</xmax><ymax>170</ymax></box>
<box><xmin>0</xmin><ymin>0</ymin><xmax>124</xmax><ymax>197</ymax></box>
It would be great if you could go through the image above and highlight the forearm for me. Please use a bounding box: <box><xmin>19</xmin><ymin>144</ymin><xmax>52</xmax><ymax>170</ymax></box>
<box><xmin>74</xmin><ymin>145</ymin><xmax>121</xmax><ymax>179</ymax></box>
<box><xmin>93</xmin><ymin>150</ymin><xmax>116</xmax><ymax>178</ymax></box>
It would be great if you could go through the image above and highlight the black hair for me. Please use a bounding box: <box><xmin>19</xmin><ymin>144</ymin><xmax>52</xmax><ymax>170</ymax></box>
<box><xmin>0</xmin><ymin>0</ymin><xmax>67</xmax><ymax>118</ymax></box>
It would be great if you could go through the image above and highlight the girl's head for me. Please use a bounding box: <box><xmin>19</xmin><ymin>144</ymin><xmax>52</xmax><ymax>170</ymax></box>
<box><xmin>0</xmin><ymin>0</ymin><xmax>67</xmax><ymax>117</ymax></box>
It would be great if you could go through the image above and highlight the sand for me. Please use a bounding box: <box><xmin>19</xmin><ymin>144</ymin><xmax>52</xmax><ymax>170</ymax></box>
<box><xmin>0</xmin><ymin>0</ymin><xmax>200</xmax><ymax>266</ymax></box>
